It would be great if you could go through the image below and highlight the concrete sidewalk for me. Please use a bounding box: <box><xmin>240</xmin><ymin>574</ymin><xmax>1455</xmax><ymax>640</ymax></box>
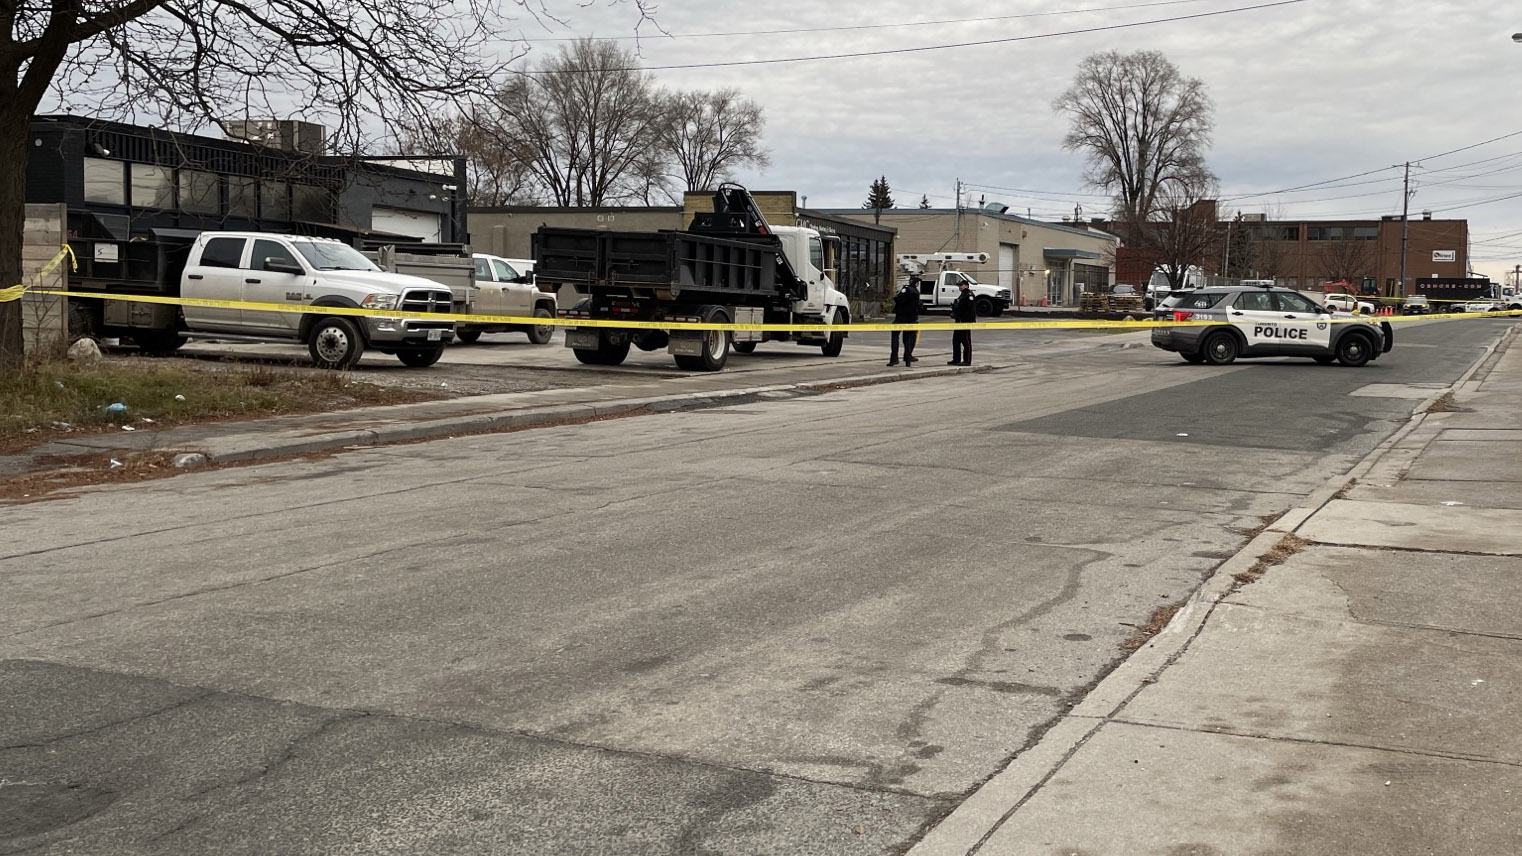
<box><xmin>912</xmin><ymin>326</ymin><xmax>1522</xmax><ymax>853</ymax></box>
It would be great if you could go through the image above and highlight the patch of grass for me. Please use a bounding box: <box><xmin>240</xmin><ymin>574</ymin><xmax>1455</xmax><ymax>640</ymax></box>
<box><xmin>1120</xmin><ymin>603</ymin><xmax>1181</xmax><ymax>651</ymax></box>
<box><xmin>1233</xmin><ymin>533</ymin><xmax>1309</xmax><ymax>586</ymax></box>
<box><xmin>1426</xmin><ymin>391</ymin><xmax>1457</xmax><ymax>413</ymax></box>
<box><xmin>0</xmin><ymin>356</ymin><xmax>441</xmax><ymax>446</ymax></box>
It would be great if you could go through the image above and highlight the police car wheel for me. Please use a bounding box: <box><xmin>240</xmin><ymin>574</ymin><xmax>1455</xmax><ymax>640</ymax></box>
<box><xmin>1313</xmin><ymin>355</ymin><xmax>1335</xmax><ymax>365</ymax></box>
<box><xmin>1201</xmin><ymin>332</ymin><xmax>1238</xmax><ymax>365</ymax></box>
<box><xmin>1335</xmin><ymin>333</ymin><xmax>1374</xmax><ymax>367</ymax></box>
<box><xmin>1182</xmin><ymin>352</ymin><xmax>1205</xmax><ymax>364</ymax></box>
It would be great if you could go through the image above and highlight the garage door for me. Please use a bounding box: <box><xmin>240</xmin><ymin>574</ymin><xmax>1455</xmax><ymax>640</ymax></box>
<box><xmin>999</xmin><ymin>244</ymin><xmax>1016</xmax><ymax>289</ymax></box>
<box><xmin>371</xmin><ymin>207</ymin><xmax>441</xmax><ymax>242</ymax></box>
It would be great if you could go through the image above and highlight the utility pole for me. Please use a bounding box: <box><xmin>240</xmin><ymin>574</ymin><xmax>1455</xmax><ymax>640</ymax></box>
<box><xmin>1397</xmin><ymin>161</ymin><xmax>1412</xmax><ymax>299</ymax></box>
<box><xmin>953</xmin><ymin>178</ymin><xmax>962</xmax><ymax>248</ymax></box>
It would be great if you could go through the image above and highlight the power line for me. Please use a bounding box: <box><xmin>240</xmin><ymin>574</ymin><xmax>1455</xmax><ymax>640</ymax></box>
<box><xmin>521</xmin><ymin>0</ymin><xmax>1312</xmax><ymax>73</ymax></box>
<box><xmin>523</xmin><ymin>0</ymin><xmax>1220</xmax><ymax>42</ymax></box>
<box><xmin>1223</xmin><ymin>130</ymin><xmax>1522</xmax><ymax>203</ymax></box>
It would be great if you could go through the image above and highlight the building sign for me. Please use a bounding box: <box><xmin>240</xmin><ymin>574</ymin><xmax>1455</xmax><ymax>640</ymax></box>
<box><xmin>94</xmin><ymin>243</ymin><xmax>119</xmax><ymax>263</ymax></box>
<box><xmin>1432</xmin><ymin>250</ymin><xmax>1456</xmax><ymax>262</ymax></box>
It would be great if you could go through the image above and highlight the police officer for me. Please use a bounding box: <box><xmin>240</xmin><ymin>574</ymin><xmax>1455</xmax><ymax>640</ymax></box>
<box><xmin>948</xmin><ymin>280</ymin><xmax>976</xmax><ymax>365</ymax></box>
<box><xmin>888</xmin><ymin>282</ymin><xmax>920</xmax><ymax>366</ymax></box>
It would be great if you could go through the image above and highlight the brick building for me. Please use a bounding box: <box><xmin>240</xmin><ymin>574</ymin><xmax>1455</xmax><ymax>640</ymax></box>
<box><xmin>1236</xmin><ymin>212</ymin><xmax>1468</xmax><ymax>297</ymax></box>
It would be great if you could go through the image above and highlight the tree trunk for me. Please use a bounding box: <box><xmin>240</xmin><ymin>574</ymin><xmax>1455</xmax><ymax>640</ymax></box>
<box><xmin>0</xmin><ymin>110</ymin><xmax>27</xmax><ymax>371</ymax></box>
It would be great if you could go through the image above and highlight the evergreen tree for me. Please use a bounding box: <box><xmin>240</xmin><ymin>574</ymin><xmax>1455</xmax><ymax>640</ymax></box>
<box><xmin>919</xmin><ymin>194</ymin><xmax>931</xmax><ymax>209</ymax></box>
<box><xmin>863</xmin><ymin>176</ymin><xmax>895</xmax><ymax>224</ymax></box>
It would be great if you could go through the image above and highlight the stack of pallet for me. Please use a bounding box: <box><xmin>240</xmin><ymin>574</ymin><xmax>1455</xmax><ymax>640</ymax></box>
<box><xmin>1110</xmin><ymin>295</ymin><xmax>1144</xmax><ymax>314</ymax></box>
<box><xmin>1079</xmin><ymin>291</ymin><xmax>1110</xmax><ymax>314</ymax></box>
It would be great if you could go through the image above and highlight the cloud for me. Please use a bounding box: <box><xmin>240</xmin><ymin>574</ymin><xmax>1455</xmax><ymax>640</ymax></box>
<box><xmin>506</xmin><ymin>0</ymin><xmax>1522</xmax><ymax>279</ymax></box>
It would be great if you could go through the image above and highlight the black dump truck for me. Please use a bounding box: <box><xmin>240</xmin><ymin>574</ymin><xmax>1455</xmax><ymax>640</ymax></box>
<box><xmin>531</xmin><ymin>184</ymin><xmax>852</xmax><ymax>372</ymax></box>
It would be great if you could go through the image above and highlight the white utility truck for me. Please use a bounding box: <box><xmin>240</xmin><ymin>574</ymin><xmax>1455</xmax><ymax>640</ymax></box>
<box><xmin>896</xmin><ymin>252</ymin><xmax>1011</xmax><ymax>316</ymax></box>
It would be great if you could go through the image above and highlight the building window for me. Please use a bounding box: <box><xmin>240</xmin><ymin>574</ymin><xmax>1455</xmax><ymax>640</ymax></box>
<box><xmin>83</xmin><ymin>158</ymin><xmax>125</xmax><ymax>205</ymax></box>
<box><xmin>1352</xmin><ymin>226</ymin><xmax>1377</xmax><ymax>241</ymax></box>
<box><xmin>129</xmin><ymin>164</ymin><xmax>174</xmax><ymax>209</ymax></box>
<box><xmin>1306</xmin><ymin>226</ymin><xmax>1344</xmax><ymax>241</ymax></box>
<box><xmin>261</xmin><ymin>180</ymin><xmax>290</xmax><ymax>220</ymax></box>
<box><xmin>1277</xmin><ymin>225</ymin><xmax>1299</xmax><ymax>241</ymax></box>
<box><xmin>178</xmin><ymin>169</ymin><xmax>220</xmax><ymax>215</ymax></box>
<box><xmin>228</xmin><ymin>177</ymin><xmax>257</xmax><ymax>217</ymax></box>
<box><xmin>291</xmin><ymin>184</ymin><xmax>333</xmax><ymax>222</ymax></box>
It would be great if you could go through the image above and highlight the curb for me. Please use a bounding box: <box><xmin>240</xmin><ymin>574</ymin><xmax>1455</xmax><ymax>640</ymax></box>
<box><xmin>904</xmin><ymin>324</ymin><xmax>1518</xmax><ymax>856</ymax></box>
<box><xmin>173</xmin><ymin>364</ymin><xmax>987</xmax><ymax>465</ymax></box>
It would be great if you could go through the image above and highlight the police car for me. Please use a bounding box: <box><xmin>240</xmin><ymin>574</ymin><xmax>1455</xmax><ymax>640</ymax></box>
<box><xmin>1152</xmin><ymin>283</ymin><xmax>1394</xmax><ymax>367</ymax></box>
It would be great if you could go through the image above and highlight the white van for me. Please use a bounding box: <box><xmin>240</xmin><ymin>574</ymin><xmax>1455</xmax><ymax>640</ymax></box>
<box><xmin>1145</xmin><ymin>266</ymin><xmax>1207</xmax><ymax>308</ymax></box>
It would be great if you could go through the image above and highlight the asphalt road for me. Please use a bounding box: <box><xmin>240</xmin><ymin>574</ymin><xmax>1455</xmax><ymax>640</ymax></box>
<box><xmin>1</xmin><ymin>318</ymin><xmax>1509</xmax><ymax>855</ymax></box>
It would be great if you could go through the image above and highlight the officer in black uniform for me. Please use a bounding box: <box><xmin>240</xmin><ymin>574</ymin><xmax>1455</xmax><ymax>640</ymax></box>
<box><xmin>888</xmin><ymin>282</ymin><xmax>920</xmax><ymax>366</ymax></box>
<box><xmin>949</xmin><ymin>281</ymin><xmax>976</xmax><ymax>365</ymax></box>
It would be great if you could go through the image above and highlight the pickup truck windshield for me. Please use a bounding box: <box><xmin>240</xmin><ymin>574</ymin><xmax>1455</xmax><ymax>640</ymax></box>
<box><xmin>293</xmin><ymin>241</ymin><xmax>380</xmax><ymax>272</ymax></box>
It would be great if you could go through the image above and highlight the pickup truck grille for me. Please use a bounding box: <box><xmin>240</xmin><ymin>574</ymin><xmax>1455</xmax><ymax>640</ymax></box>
<box><xmin>399</xmin><ymin>289</ymin><xmax>453</xmax><ymax>315</ymax></box>
<box><xmin>996</xmin><ymin>289</ymin><xmax>1011</xmax><ymax>301</ymax></box>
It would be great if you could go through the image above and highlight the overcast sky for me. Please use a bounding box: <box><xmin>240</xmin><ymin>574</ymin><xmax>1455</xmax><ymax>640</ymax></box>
<box><xmin>502</xmin><ymin>0</ymin><xmax>1522</xmax><ymax>283</ymax></box>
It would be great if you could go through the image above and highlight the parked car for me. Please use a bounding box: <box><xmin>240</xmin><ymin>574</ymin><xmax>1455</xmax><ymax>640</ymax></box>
<box><xmin>1112</xmin><ymin>284</ymin><xmax>1138</xmax><ymax>296</ymax></box>
<box><xmin>1463</xmin><ymin>299</ymin><xmax>1503</xmax><ymax>313</ymax></box>
<box><xmin>1324</xmin><ymin>293</ymin><xmax>1376</xmax><ymax>314</ymax></box>
<box><xmin>1402</xmin><ymin>295</ymin><xmax>1431</xmax><ymax>315</ymax></box>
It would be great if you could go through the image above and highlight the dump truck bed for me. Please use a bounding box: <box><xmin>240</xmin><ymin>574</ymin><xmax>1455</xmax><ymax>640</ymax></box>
<box><xmin>532</xmin><ymin>227</ymin><xmax>803</xmax><ymax>305</ymax></box>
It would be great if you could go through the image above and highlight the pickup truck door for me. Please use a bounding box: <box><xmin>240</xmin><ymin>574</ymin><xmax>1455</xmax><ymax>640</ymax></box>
<box><xmin>488</xmin><ymin>258</ymin><xmax>533</xmax><ymax>318</ymax></box>
<box><xmin>181</xmin><ymin>236</ymin><xmax>247</xmax><ymax>331</ymax></box>
<box><xmin>239</xmin><ymin>238</ymin><xmax>306</xmax><ymax>334</ymax></box>
<box><xmin>938</xmin><ymin>273</ymin><xmax>961</xmax><ymax>307</ymax></box>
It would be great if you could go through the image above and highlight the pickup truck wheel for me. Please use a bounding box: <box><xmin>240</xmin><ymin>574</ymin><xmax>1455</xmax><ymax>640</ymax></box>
<box><xmin>455</xmin><ymin>329</ymin><xmax>482</xmax><ymax>345</ymax></box>
<box><xmin>675</xmin><ymin>306</ymin><xmax>731</xmax><ymax>371</ymax></box>
<box><xmin>821</xmin><ymin>309</ymin><xmax>848</xmax><ymax>357</ymax></box>
<box><xmin>1335</xmin><ymin>332</ymin><xmax>1374</xmax><ymax>367</ymax></box>
<box><xmin>1201</xmin><ymin>331</ymin><xmax>1238</xmax><ymax>365</ymax></box>
<box><xmin>396</xmin><ymin>348</ymin><xmax>444</xmax><ymax>368</ymax></box>
<box><xmin>68</xmin><ymin>302</ymin><xmax>98</xmax><ymax>342</ymax></box>
<box><xmin>308</xmin><ymin>317</ymin><xmax>365</xmax><ymax>369</ymax></box>
<box><xmin>526</xmin><ymin>307</ymin><xmax>554</xmax><ymax>345</ymax></box>
<box><xmin>974</xmin><ymin>297</ymin><xmax>995</xmax><ymax>317</ymax></box>
<box><xmin>733</xmin><ymin>341</ymin><xmax>757</xmax><ymax>354</ymax></box>
<box><xmin>134</xmin><ymin>331</ymin><xmax>184</xmax><ymax>355</ymax></box>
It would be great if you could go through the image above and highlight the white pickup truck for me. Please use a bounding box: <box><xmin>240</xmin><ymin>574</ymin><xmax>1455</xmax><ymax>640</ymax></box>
<box><xmin>1323</xmin><ymin>293</ymin><xmax>1377</xmax><ymax>314</ymax></box>
<box><xmin>896</xmin><ymin>253</ymin><xmax>1011</xmax><ymax>316</ymax></box>
<box><xmin>70</xmin><ymin>231</ymin><xmax>456</xmax><ymax>368</ymax></box>
<box><xmin>365</xmin><ymin>248</ymin><xmax>558</xmax><ymax>345</ymax></box>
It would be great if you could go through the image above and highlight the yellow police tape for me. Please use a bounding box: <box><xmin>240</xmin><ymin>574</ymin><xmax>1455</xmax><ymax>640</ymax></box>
<box><xmin>30</xmin><ymin>286</ymin><xmax>1522</xmax><ymax>333</ymax></box>
<box><xmin>0</xmin><ymin>246</ymin><xmax>78</xmax><ymax>303</ymax></box>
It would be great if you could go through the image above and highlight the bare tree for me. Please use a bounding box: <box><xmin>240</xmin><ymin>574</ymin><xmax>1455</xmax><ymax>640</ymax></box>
<box><xmin>655</xmin><ymin>88</ymin><xmax>768</xmax><ymax>193</ymax></box>
<box><xmin>1053</xmin><ymin>50</ymin><xmax>1214</xmax><ymax>246</ymax></box>
<box><xmin>398</xmin><ymin>112</ymin><xmax>538</xmax><ymax>207</ymax></box>
<box><xmin>1</xmin><ymin>0</ymin><xmax>661</xmax><ymax>367</ymax></box>
<box><xmin>492</xmin><ymin>39</ymin><xmax>665</xmax><ymax>207</ymax></box>
<box><xmin>1318</xmin><ymin>239</ymin><xmax>1375</xmax><ymax>288</ymax></box>
<box><xmin>1150</xmin><ymin>181</ymin><xmax>1220</xmax><ymax>291</ymax></box>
